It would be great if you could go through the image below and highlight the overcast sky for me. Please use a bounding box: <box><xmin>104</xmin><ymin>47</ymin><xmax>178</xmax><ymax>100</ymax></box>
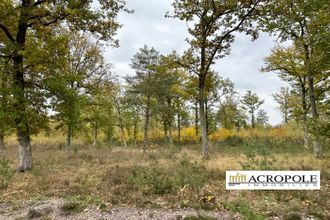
<box><xmin>104</xmin><ymin>0</ymin><xmax>288</xmax><ymax>125</ymax></box>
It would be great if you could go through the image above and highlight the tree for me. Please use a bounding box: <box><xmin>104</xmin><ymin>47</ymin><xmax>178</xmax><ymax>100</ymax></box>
<box><xmin>260</xmin><ymin>0</ymin><xmax>329</xmax><ymax>157</ymax></box>
<box><xmin>0</xmin><ymin>0</ymin><xmax>127</xmax><ymax>171</ymax></box>
<box><xmin>217</xmin><ymin>96</ymin><xmax>247</xmax><ymax>131</ymax></box>
<box><xmin>50</xmin><ymin>33</ymin><xmax>109</xmax><ymax>155</ymax></box>
<box><xmin>273</xmin><ymin>87</ymin><xmax>291</xmax><ymax>124</ymax></box>
<box><xmin>204</xmin><ymin>72</ymin><xmax>235</xmax><ymax>134</ymax></box>
<box><xmin>171</xmin><ymin>0</ymin><xmax>264</xmax><ymax>159</ymax></box>
<box><xmin>256</xmin><ymin>109</ymin><xmax>269</xmax><ymax>126</ymax></box>
<box><xmin>153</xmin><ymin>52</ymin><xmax>187</xmax><ymax>144</ymax></box>
<box><xmin>112</xmin><ymin>83</ymin><xmax>133</xmax><ymax>148</ymax></box>
<box><xmin>85</xmin><ymin>77</ymin><xmax>114</xmax><ymax>148</ymax></box>
<box><xmin>128</xmin><ymin>45</ymin><xmax>160</xmax><ymax>153</ymax></box>
<box><xmin>262</xmin><ymin>45</ymin><xmax>310</xmax><ymax>148</ymax></box>
<box><xmin>241</xmin><ymin>90</ymin><xmax>264</xmax><ymax>128</ymax></box>
<box><xmin>262</xmin><ymin>45</ymin><xmax>329</xmax><ymax>151</ymax></box>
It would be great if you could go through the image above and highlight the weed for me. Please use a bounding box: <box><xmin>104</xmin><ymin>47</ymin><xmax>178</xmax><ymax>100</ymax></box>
<box><xmin>61</xmin><ymin>201</ymin><xmax>86</xmax><ymax>215</ymax></box>
<box><xmin>128</xmin><ymin>155</ymin><xmax>209</xmax><ymax>196</ymax></box>
<box><xmin>224</xmin><ymin>199</ymin><xmax>267</xmax><ymax>220</ymax></box>
<box><xmin>0</xmin><ymin>157</ymin><xmax>12</xmax><ymax>189</ymax></box>
<box><xmin>239</xmin><ymin>147</ymin><xmax>277</xmax><ymax>170</ymax></box>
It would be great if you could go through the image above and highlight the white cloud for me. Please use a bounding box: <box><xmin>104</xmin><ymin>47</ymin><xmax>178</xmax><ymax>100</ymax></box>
<box><xmin>104</xmin><ymin>0</ymin><xmax>286</xmax><ymax>125</ymax></box>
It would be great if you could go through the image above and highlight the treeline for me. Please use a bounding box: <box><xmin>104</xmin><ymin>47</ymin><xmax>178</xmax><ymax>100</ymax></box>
<box><xmin>0</xmin><ymin>0</ymin><xmax>328</xmax><ymax>171</ymax></box>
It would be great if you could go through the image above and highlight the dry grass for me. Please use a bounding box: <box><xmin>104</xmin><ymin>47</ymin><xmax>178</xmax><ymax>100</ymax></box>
<box><xmin>0</xmin><ymin>135</ymin><xmax>329</xmax><ymax>219</ymax></box>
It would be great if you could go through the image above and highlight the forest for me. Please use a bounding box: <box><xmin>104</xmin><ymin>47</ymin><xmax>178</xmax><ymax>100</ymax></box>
<box><xmin>0</xmin><ymin>0</ymin><xmax>329</xmax><ymax>219</ymax></box>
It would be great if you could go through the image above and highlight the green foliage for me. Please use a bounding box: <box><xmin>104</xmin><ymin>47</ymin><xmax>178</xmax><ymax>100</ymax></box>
<box><xmin>0</xmin><ymin>157</ymin><xmax>12</xmax><ymax>189</ymax></box>
<box><xmin>128</xmin><ymin>156</ymin><xmax>208</xmax><ymax>196</ymax></box>
<box><xmin>217</xmin><ymin>98</ymin><xmax>247</xmax><ymax>130</ymax></box>
<box><xmin>241</xmin><ymin>90</ymin><xmax>265</xmax><ymax>128</ymax></box>
<box><xmin>61</xmin><ymin>201</ymin><xmax>86</xmax><ymax>215</ymax></box>
<box><xmin>307</xmin><ymin>118</ymin><xmax>329</xmax><ymax>140</ymax></box>
<box><xmin>239</xmin><ymin>147</ymin><xmax>277</xmax><ymax>170</ymax></box>
<box><xmin>224</xmin><ymin>199</ymin><xmax>266</xmax><ymax>220</ymax></box>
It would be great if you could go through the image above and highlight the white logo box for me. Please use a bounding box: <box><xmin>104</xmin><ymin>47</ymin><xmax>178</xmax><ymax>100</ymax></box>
<box><xmin>226</xmin><ymin>171</ymin><xmax>320</xmax><ymax>190</ymax></box>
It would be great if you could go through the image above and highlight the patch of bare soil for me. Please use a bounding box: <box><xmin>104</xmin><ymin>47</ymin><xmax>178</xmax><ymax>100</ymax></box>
<box><xmin>0</xmin><ymin>199</ymin><xmax>235</xmax><ymax>220</ymax></box>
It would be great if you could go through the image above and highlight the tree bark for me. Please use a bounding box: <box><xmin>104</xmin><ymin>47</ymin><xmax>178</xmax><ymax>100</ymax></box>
<box><xmin>17</xmin><ymin>128</ymin><xmax>32</xmax><ymax>171</ymax></box>
<box><xmin>199</xmin><ymin>97</ymin><xmax>209</xmax><ymax>159</ymax></box>
<box><xmin>300</xmin><ymin>77</ymin><xmax>309</xmax><ymax>150</ymax></box>
<box><xmin>199</xmin><ymin>76</ymin><xmax>209</xmax><ymax>159</ymax></box>
<box><xmin>307</xmin><ymin>76</ymin><xmax>318</xmax><ymax>118</ymax></box>
<box><xmin>115</xmin><ymin>100</ymin><xmax>127</xmax><ymax>147</ymax></box>
<box><xmin>194</xmin><ymin>100</ymin><xmax>199</xmax><ymax>137</ymax></box>
<box><xmin>304</xmin><ymin>43</ymin><xmax>321</xmax><ymax>157</ymax></box>
<box><xmin>307</xmin><ymin>76</ymin><xmax>322</xmax><ymax>157</ymax></box>
<box><xmin>205</xmin><ymin>99</ymin><xmax>209</xmax><ymax>135</ymax></box>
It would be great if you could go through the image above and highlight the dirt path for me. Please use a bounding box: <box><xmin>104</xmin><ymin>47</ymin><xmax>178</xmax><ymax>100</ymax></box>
<box><xmin>0</xmin><ymin>199</ymin><xmax>235</xmax><ymax>220</ymax></box>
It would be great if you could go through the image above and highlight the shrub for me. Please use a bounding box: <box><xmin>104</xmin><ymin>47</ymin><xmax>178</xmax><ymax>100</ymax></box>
<box><xmin>0</xmin><ymin>157</ymin><xmax>13</xmax><ymax>189</ymax></box>
<box><xmin>209</xmin><ymin>128</ymin><xmax>233</xmax><ymax>142</ymax></box>
<box><xmin>224</xmin><ymin>199</ymin><xmax>266</xmax><ymax>220</ymax></box>
<box><xmin>128</xmin><ymin>156</ymin><xmax>209</xmax><ymax>196</ymax></box>
<box><xmin>61</xmin><ymin>201</ymin><xmax>85</xmax><ymax>215</ymax></box>
<box><xmin>239</xmin><ymin>148</ymin><xmax>277</xmax><ymax>170</ymax></box>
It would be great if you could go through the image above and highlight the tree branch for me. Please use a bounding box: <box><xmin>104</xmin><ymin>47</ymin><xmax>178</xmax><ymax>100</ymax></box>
<box><xmin>32</xmin><ymin>0</ymin><xmax>48</xmax><ymax>7</ymax></box>
<box><xmin>0</xmin><ymin>23</ymin><xmax>16</xmax><ymax>43</ymax></box>
<box><xmin>205</xmin><ymin>1</ymin><xmax>260</xmax><ymax>73</ymax></box>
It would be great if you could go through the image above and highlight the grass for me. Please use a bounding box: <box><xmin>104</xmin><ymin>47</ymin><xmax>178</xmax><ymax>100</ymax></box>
<box><xmin>0</xmin><ymin>135</ymin><xmax>329</xmax><ymax>219</ymax></box>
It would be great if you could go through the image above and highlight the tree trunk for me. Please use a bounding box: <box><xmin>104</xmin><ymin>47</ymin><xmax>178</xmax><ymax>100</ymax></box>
<box><xmin>164</xmin><ymin>121</ymin><xmax>168</xmax><ymax>143</ymax></box>
<box><xmin>17</xmin><ymin>128</ymin><xmax>32</xmax><ymax>171</ymax></box>
<box><xmin>13</xmin><ymin>58</ymin><xmax>33</xmax><ymax>171</ymax></box>
<box><xmin>133</xmin><ymin>117</ymin><xmax>138</xmax><ymax>145</ymax></box>
<box><xmin>120</xmin><ymin>126</ymin><xmax>127</xmax><ymax>148</ymax></box>
<box><xmin>194</xmin><ymin>100</ymin><xmax>199</xmax><ymax>137</ymax></box>
<box><xmin>308</xmin><ymin>76</ymin><xmax>318</xmax><ymax>118</ymax></box>
<box><xmin>199</xmin><ymin>96</ymin><xmax>209</xmax><ymax>159</ymax></box>
<box><xmin>199</xmin><ymin>75</ymin><xmax>209</xmax><ymax>159</ymax></box>
<box><xmin>143</xmin><ymin>98</ymin><xmax>150</xmax><ymax>153</ymax></box>
<box><xmin>115</xmin><ymin>99</ymin><xmax>127</xmax><ymax>147</ymax></box>
<box><xmin>168</xmin><ymin>121</ymin><xmax>173</xmax><ymax>144</ymax></box>
<box><xmin>11</xmin><ymin>0</ymin><xmax>33</xmax><ymax>171</ymax></box>
<box><xmin>0</xmin><ymin>129</ymin><xmax>4</xmax><ymax>152</ymax></box>
<box><xmin>304</xmin><ymin>45</ymin><xmax>322</xmax><ymax>157</ymax></box>
<box><xmin>307</xmin><ymin>76</ymin><xmax>322</xmax><ymax>157</ymax></box>
<box><xmin>300</xmin><ymin>77</ymin><xmax>309</xmax><ymax>150</ymax></box>
<box><xmin>205</xmin><ymin>99</ymin><xmax>209</xmax><ymax>135</ymax></box>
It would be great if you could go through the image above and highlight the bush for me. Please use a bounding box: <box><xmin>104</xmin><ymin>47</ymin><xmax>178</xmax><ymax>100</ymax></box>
<box><xmin>0</xmin><ymin>157</ymin><xmax>13</xmax><ymax>189</ymax></box>
<box><xmin>224</xmin><ymin>199</ymin><xmax>266</xmax><ymax>220</ymax></box>
<box><xmin>208</xmin><ymin>128</ymin><xmax>233</xmax><ymax>142</ymax></box>
<box><xmin>239</xmin><ymin>148</ymin><xmax>277</xmax><ymax>170</ymax></box>
<box><xmin>128</xmin><ymin>156</ymin><xmax>209</xmax><ymax>195</ymax></box>
<box><xmin>61</xmin><ymin>201</ymin><xmax>85</xmax><ymax>215</ymax></box>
